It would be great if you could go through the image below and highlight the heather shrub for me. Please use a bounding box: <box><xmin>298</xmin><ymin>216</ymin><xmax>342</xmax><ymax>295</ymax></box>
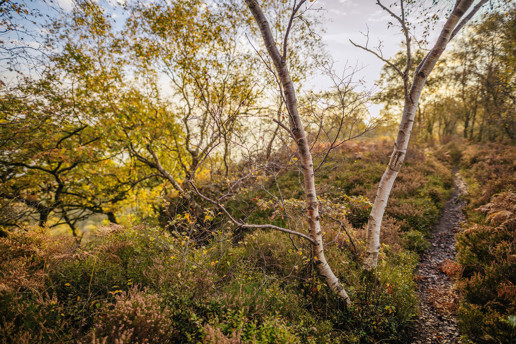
<box><xmin>0</xmin><ymin>224</ymin><xmax>432</xmax><ymax>343</ymax></box>
<box><xmin>88</xmin><ymin>287</ymin><xmax>176</xmax><ymax>344</ymax></box>
<box><xmin>403</xmin><ymin>229</ymin><xmax>430</xmax><ymax>254</ymax></box>
<box><xmin>320</xmin><ymin>250</ymin><xmax>419</xmax><ymax>343</ymax></box>
<box><xmin>0</xmin><ymin>229</ymin><xmax>77</xmax><ymax>343</ymax></box>
<box><xmin>374</xmin><ymin>216</ymin><xmax>403</xmax><ymax>253</ymax></box>
<box><xmin>333</xmin><ymin>195</ymin><xmax>372</xmax><ymax>228</ymax></box>
<box><xmin>377</xmin><ymin>251</ymin><xmax>419</xmax><ymax>326</ymax></box>
<box><xmin>460</xmin><ymin>144</ymin><xmax>516</xmax><ymax>207</ymax></box>
<box><xmin>201</xmin><ymin>225</ymin><xmax>419</xmax><ymax>343</ymax></box>
<box><xmin>457</xmin><ymin>191</ymin><xmax>516</xmax><ymax>343</ymax></box>
<box><xmin>246</xmin><ymin>317</ymin><xmax>299</xmax><ymax>343</ymax></box>
<box><xmin>203</xmin><ymin>324</ymin><xmax>242</xmax><ymax>344</ymax></box>
<box><xmin>434</xmin><ymin>139</ymin><xmax>466</xmax><ymax>165</ymax></box>
<box><xmin>387</xmin><ymin>157</ymin><xmax>451</xmax><ymax>235</ymax></box>
<box><xmin>387</xmin><ymin>197</ymin><xmax>439</xmax><ymax>234</ymax></box>
<box><xmin>0</xmin><ymin>293</ymin><xmax>72</xmax><ymax>344</ymax></box>
<box><xmin>459</xmin><ymin>303</ymin><xmax>515</xmax><ymax>343</ymax></box>
<box><xmin>49</xmin><ymin>225</ymin><xmax>189</xmax><ymax>295</ymax></box>
<box><xmin>456</xmin><ymin>144</ymin><xmax>516</xmax><ymax>344</ymax></box>
<box><xmin>0</xmin><ymin>141</ymin><xmax>456</xmax><ymax>344</ymax></box>
<box><xmin>203</xmin><ymin>316</ymin><xmax>300</xmax><ymax>344</ymax></box>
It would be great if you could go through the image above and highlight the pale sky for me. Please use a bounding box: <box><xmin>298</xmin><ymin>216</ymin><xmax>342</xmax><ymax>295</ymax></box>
<box><xmin>311</xmin><ymin>0</ymin><xmax>412</xmax><ymax>117</ymax></box>
<box><xmin>316</xmin><ymin>0</ymin><xmax>404</xmax><ymax>87</ymax></box>
<box><xmin>4</xmin><ymin>0</ymin><xmax>473</xmax><ymax>119</ymax></box>
<box><xmin>50</xmin><ymin>0</ymin><xmax>432</xmax><ymax>93</ymax></box>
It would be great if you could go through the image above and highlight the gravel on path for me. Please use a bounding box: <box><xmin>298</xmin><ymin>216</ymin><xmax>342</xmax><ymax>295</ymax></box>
<box><xmin>412</xmin><ymin>171</ymin><xmax>467</xmax><ymax>344</ymax></box>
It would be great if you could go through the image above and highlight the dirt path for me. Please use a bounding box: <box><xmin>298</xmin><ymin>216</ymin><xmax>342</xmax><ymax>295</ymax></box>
<box><xmin>412</xmin><ymin>171</ymin><xmax>468</xmax><ymax>344</ymax></box>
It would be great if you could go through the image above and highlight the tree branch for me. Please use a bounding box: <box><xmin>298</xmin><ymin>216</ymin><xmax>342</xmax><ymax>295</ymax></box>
<box><xmin>349</xmin><ymin>38</ymin><xmax>404</xmax><ymax>78</ymax></box>
<box><xmin>282</xmin><ymin>0</ymin><xmax>307</xmax><ymax>59</ymax></box>
<box><xmin>188</xmin><ymin>180</ymin><xmax>315</xmax><ymax>244</ymax></box>
<box><xmin>450</xmin><ymin>0</ymin><xmax>489</xmax><ymax>41</ymax></box>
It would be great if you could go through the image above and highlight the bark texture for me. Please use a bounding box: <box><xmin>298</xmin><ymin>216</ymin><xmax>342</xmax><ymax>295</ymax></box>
<box><xmin>364</xmin><ymin>0</ymin><xmax>484</xmax><ymax>270</ymax></box>
<box><xmin>245</xmin><ymin>0</ymin><xmax>350</xmax><ymax>304</ymax></box>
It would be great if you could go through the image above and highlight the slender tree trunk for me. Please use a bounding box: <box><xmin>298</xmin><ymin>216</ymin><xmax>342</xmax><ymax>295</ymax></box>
<box><xmin>223</xmin><ymin>134</ymin><xmax>230</xmax><ymax>178</ymax></box>
<box><xmin>463</xmin><ymin>111</ymin><xmax>470</xmax><ymax>138</ymax></box>
<box><xmin>39</xmin><ymin>211</ymin><xmax>49</xmax><ymax>227</ymax></box>
<box><xmin>107</xmin><ymin>211</ymin><xmax>118</xmax><ymax>224</ymax></box>
<box><xmin>265</xmin><ymin>112</ymin><xmax>281</xmax><ymax>162</ymax></box>
<box><xmin>439</xmin><ymin>116</ymin><xmax>445</xmax><ymax>141</ymax></box>
<box><xmin>245</xmin><ymin>0</ymin><xmax>350</xmax><ymax>304</ymax></box>
<box><xmin>364</xmin><ymin>0</ymin><xmax>479</xmax><ymax>270</ymax></box>
<box><xmin>470</xmin><ymin>102</ymin><xmax>477</xmax><ymax>140</ymax></box>
<box><xmin>478</xmin><ymin>107</ymin><xmax>486</xmax><ymax>142</ymax></box>
<box><xmin>63</xmin><ymin>212</ymin><xmax>78</xmax><ymax>237</ymax></box>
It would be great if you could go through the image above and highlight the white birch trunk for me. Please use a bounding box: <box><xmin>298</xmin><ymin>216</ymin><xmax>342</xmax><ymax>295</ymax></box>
<box><xmin>364</xmin><ymin>0</ymin><xmax>483</xmax><ymax>270</ymax></box>
<box><xmin>245</xmin><ymin>0</ymin><xmax>351</xmax><ymax>304</ymax></box>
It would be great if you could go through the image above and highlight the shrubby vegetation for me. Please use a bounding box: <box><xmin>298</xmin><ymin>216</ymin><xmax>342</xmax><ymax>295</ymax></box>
<box><xmin>0</xmin><ymin>143</ymin><xmax>453</xmax><ymax>343</ymax></box>
<box><xmin>453</xmin><ymin>144</ymin><xmax>515</xmax><ymax>343</ymax></box>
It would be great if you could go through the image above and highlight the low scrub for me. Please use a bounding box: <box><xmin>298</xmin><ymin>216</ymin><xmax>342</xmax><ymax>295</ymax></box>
<box><xmin>454</xmin><ymin>143</ymin><xmax>516</xmax><ymax>343</ymax></box>
<box><xmin>0</xmin><ymin>142</ymin><xmax>454</xmax><ymax>343</ymax></box>
<box><xmin>457</xmin><ymin>192</ymin><xmax>516</xmax><ymax>343</ymax></box>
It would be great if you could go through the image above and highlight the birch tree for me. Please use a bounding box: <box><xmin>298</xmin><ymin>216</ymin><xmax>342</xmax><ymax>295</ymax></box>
<box><xmin>352</xmin><ymin>0</ymin><xmax>491</xmax><ymax>270</ymax></box>
<box><xmin>244</xmin><ymin>0</ymin><xmax>351</xmax><ymax>304</ymax></box>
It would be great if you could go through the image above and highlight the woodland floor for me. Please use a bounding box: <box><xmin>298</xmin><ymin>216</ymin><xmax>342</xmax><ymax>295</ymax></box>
<box><xmin>412</xmin><ymin>171</ymin><xmax>468</xmax><ymax>344</ymax></box>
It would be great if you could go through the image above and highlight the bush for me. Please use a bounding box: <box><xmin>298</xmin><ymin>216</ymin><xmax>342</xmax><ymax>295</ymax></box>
<box><xmin>460</xmin><ymin>144</ymin><xmax>516</xmax><ymax>207</ymax></box>
<box><xmin>88</xmin><ymin>287</ymin><xmax>176</xmax><ymax>344</ymax></box>
<box><xmin>0</xmin><ymin>141</ymin><xmax>456</xmax><ymax>344</ymax></box>
<box><xmin>457</xmin><ymin>191</ymin><xmax>516</xmax><ymax>343</ymax></box>
<box><xmin>0</xmin><ymin>229</ymin><xmax>77</xmax><ymax>344</ymax></box>
<box><xmin>403</xmin><ymin>230</ymin><xmax>430</xmax><ymax>254</ymax></box>
<box><xmin>455</xmin><ymin>144</ymin><xmax>516</xmax><ymax>343</ymax></box>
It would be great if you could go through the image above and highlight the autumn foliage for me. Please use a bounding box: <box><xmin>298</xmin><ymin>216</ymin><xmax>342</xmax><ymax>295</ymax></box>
<box><xmin>0</xmin><ymin>143</ymin><xmax>454</xmax><ymax>343</ymax></box>
<box><xmin>454</xmin><ymin>144</ymin><xmax>516</xmax><ymax>343</ymax></box>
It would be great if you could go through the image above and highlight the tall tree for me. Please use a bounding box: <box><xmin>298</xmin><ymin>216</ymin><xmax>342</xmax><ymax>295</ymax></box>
<box><xmin>0</xmin><ymin>74</ymin><xmax>148</xmax><ymax>235</ymax></box>
<box><xmin>351</xmin><ymin>0</ymin><xmax>491</xmax><ymax>270</ymax></box>
<box><xmin>453</xmin><ymin>7</ymin><xmax>516</xmax><ymax>141</ymax></box>
<box><xmin>244</xmin><ymin>0</ymin><xmax>351</xmax><ymax>303</ymax></box>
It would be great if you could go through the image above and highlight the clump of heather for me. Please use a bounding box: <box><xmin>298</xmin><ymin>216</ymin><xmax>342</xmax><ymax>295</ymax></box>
<box><xmin>89</xmin><ymin>287</ymin><xmax>175</xmax><ymax>344</ymax></box>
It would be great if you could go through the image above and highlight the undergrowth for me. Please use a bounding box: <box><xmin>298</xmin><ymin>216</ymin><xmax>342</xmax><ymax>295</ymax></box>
<box><xmin>0</xmin><ymin>141</ymin><xmax>454</xmax><ymax>343</ymax></box>
<box><xmin>450</xmin><ymin>143</ymin><xmax>516</xmax><ymax>343</ymax></box>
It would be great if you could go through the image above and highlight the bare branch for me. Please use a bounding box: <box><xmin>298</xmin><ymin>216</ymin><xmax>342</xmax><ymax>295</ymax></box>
<box><xmin>188</xmin><ymin>180</ymin><xmax>315</xmax><ymax>244</ymax></box>
<box><xmin>376</xmin><ymin>0</ymin><xmax>404</xmax><ymax>26</ymax></box>
<box><xmin>349</xmin><ymin>35</ymin><xmax>404</xmax><ymax>78</ymax></box>
<box><xmin>282</xmin><ymin>0</ymin><xmax>308</xmax><ymax>59</ymax></box>
<box><xmin>146</xmin><ymin>145</ymin><xmax>186</xmax><ymax>194</ymax></box>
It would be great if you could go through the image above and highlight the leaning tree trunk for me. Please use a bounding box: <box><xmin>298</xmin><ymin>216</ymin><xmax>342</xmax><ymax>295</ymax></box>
<box><xmin>245</xmin><ymin>0</ymin><xmax>350</xmax><ymax>304</ymax></box>
<box><xmin>364</xmin><ymin>0</ymin><xmax>484</xmax><ymax>270</ymax></box>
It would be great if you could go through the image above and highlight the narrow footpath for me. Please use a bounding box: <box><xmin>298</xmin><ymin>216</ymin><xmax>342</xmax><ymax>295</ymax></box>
<box><xmin>412</xmin><ymin>171</ymin><xmax>468</xmax><ymax>344</ymax></box>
